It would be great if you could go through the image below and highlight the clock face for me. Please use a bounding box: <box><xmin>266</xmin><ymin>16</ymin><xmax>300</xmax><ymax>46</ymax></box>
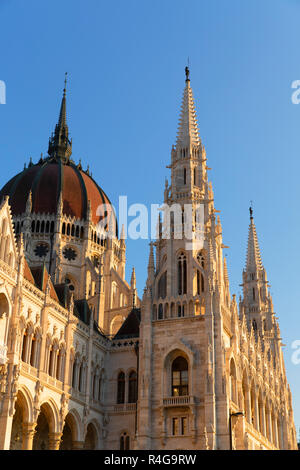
<box><xmin>34</xmin><ymin>243</ymin><xmax>49</xmax><ymax>258</ymax></box>
<box><xmin>63</xmin><ymin>247</ymin><xmax>77</xmax><ymax>261</ymax></box>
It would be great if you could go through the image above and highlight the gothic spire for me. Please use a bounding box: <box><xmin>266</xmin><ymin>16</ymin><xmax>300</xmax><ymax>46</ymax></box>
<box><xmin>48</xmin><ymin>73</ymin><xmax>72</xmax><ymax>162</ymax></box>
<box><xmin>146</xmin><ymin>242</ymin><xmax>155</xmax><ymax>288</ymax></box>
<box><xmin>245</xmin><ymin>208</ymin><xmax>263</xmax><ymax>273</ymax></box>
<box><xmin>176</xmin><ymin>66</ymin><xmax>201</xmax><ymax>148</ymax></box>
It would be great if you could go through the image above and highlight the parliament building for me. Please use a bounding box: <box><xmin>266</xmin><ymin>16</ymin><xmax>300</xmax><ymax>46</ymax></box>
<box><xmin>0</xmin><ymin>69</ymin><xmax>297</xmax><ymax>450</ymax></box>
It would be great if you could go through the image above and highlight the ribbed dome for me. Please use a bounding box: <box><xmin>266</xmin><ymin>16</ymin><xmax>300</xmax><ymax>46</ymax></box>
<box><xmin>0</xmin><ymin>157</ymin><xmax>112</xmax><ymax>226</ymax></box>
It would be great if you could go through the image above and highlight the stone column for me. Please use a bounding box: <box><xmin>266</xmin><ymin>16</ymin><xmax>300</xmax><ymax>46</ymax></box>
<box><xmin>22</xmin><ymin>422</ymin><xmax>36</xmax><ymax>450</ymax></box>
<box><xmin>48</xmin><ymin>432</ymin><xmax>62</xmax><ymax>450</ymax></box>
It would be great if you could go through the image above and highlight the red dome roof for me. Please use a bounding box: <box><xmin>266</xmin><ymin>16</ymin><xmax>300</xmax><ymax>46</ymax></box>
<box><xmin>0</xmin><ymin>157</ymin><xmax>113</xmax><ymax>227</ymax></box>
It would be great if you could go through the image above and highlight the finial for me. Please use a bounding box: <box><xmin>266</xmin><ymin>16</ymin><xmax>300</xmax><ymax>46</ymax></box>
<box><xmin>185</xmin><ymin>65</ymin><xmax>190</xmax><ymax>82</ymax></box>
<box><xmin>249</xmin><ymin>201</ymin><xmax>253</xmax><ymax>220</ymax></box>
<box><xmin>63</xmin><ymin>72</ymin><xmax>67</xmax><ymax>96</ymax></box>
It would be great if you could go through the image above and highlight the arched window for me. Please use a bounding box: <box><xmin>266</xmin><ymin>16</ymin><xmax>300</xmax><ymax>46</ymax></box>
<box><xmin>229</xmin><ymin>359</ymin><xmax>237</xmax><ymax>403</ymax></box>
<box><xmin>72</xmin><ymin>360</ymin><xmax>77</xmax><ymax>388</ymax></box>
<box><xmin>172</xmin><ymin>356</ymin><xmax>188</xmax><ymax>396</ymax></box>
<box><xmin>158</xmin><ymin>272</ymin><xmax>167</xmax><ymax>299</ymax></box>
<box><xmin>30</xmin><ymin>334</ymin><xmax>36</xmax><ymax>367</ymax></box>
<box><xmin>62</xmin><ymin>223</ymin><xmax>66</xmax><ymax>235</ymax></box>
<box><xmin>56</xmin><ymin>348</ymin><xmax>63</xmax><ymax>381</ymax></box>
<box><xmin>158</xmin><ymin>304</ymin><xmax>163</xmax><ymax>320</ymax></box>
<box><xmin>128</xmin><ymin>371</ymin><xmax>137</xmax><ymax>403</ymax></box>
<box><xmin>48</xmin><ymin>345</ymin><xmax>55</xmax><ymax>377</ymax></box>
<box><xmin>183</xmin><ymin>168</ymin><xmax>186</xmax><ymax>185</ymax></box>
<box><xmin>197</xmin><ymin>270</ymin><xmax>204</xmax><ymax>295</ymax></box>
<box><xmin>21</xmin><ymin>329</ymin><xmax>28</xmax><ymax>362</ymax></box>
<box><xmin>117</xmin><ymin>371</ymin><xmax>125</xmax><ymax>404</ymax></box>
<box><xmin>177</xmin><ymin>253</ymin><xmax>187</xmax><ymax>295</ymax></box>
<box><xmin>98</xmin><ymin>376</ymin><xmax>102</xmax><ymax>402</ymax></box>
<box><xmin>197</xmin><ymin>251</ymin><xmax>205</xmax><ymax>268</ymax></box>
<box><xmin>120</xmin><ymin>432</ymin><xmax>130</xmax><ymax>450</ymax></box>
<box><xmin>78</xmin><ymin>363</ymin><xmax>84</xmax><ymax>392</ymax></box>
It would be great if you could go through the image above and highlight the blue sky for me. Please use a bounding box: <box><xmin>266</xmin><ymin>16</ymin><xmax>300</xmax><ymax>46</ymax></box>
<box><xmin>0</xmin><ymin>0</ymin><xmax>300</xmax><ymax>435</ymax></box>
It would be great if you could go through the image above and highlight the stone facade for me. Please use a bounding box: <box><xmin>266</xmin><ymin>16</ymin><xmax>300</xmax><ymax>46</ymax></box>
<box><xmin>0</xmin><ymin>69</ymin><xmax>297</xmax><ymax>450</ymax></box>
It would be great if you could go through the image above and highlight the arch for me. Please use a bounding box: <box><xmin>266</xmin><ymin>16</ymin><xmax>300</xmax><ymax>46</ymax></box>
<box><xmin>60</xmin><ymin>411</ymin><xmax>81</xmax><ymax>449</ymax></box>
<box><xmin>84</xmin><ymin>422</ymin><xmax>97</xmax><ymax>450</ymax></box>
<box><xmin>32</xmin><ymin>400</ymin><xmax>60</xmax><ymax>450</ymax></box>
<box><xmin>37</xmin><ymin>399</ymin><xmax>60</xmax><ymax>434</ymax></box>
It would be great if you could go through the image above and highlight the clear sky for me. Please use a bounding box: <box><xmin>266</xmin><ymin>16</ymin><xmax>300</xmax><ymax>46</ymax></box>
<box><xmin>0</xmin><ymin>0</ymin><xmax>299</xmax><ymax>436</ymax></box>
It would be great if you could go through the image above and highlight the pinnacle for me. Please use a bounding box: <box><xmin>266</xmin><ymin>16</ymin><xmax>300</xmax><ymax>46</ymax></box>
<box><xmin>176</xmin><ymin>77</ymin><xmax>201</xmax><ymax>148</ymax></box>
<box><xmin>245</xmin><ymin>217</ymin><xmax>263</xmax><ymax>272</ymax></box>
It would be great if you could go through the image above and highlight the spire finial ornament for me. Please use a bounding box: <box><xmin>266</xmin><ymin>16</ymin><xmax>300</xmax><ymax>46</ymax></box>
<box><xmin>64</xmin><ymin>72</ymin><xmax>67</xmax><ymax>96</ymax></box>
<box><xmin>48</xmin><ymin>74</ymin><xmax>72</xmax><ymax>162</ymax></box>
<box><xmin>249</xmin><ymin>201</ymin><xmax>253</xmax><ymax>220</ymax></box>
<box><xmin>185</xmin><ymin>65</ymin><xmax>190</xmax><ymax>82</ymax></box>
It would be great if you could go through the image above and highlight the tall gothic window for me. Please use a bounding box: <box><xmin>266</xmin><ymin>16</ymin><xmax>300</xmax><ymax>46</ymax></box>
<box><xmin>117</xmin><ymin>371</ymin><xmax>125</xmax><ymax>404</ymax></box>
<box><xmin>128</xmin><ymin>371</ymin><xmax>137</xmax><ymax>403</ymax></box>
<box><xmin>197</xmin><ymin>251</ymin><xmax>205</xmax><ymax>268</ymax></box>
<box><xmin>120</xmin><ymin>432</ymin><xmax>130</xmax><ymax>450</ymax></box>
<box><xmin>158</xmin><ymin>272</ymin><xmax>167</xmax><ymax>299</ymax></box>
<box><xmin>183</xmin><ymin>168</ymin><xmax>187</xmax><ymax>185</ymax></box>
<box><xmin>172</xmin><ymin>356</ymin><xmax>189</xmax><ymax>396</ymax></box>
<box><xmin>177</xmin><ymin>253</ymin><xmax>187</xmax><ymax>295</ymax></box>
<box><xmin>197</xmin><ymin>270</ymin><xmax>204</xmax><ymax>295</ymax></box>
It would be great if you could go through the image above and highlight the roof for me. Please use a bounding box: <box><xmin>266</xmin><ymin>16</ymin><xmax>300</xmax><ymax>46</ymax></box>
<box><xmin>113</xmin><ymin>308</ymin><xmax>141</xmax><ymax>339</ymax></box>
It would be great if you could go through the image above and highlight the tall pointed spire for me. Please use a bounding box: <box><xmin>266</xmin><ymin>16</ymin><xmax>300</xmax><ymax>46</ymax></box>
<box><xmin>176</xmin><ymin>66</ymin><xmax>201</xmax><ymax>148</ymax></box>
<box><xmin>146</xmin><ymin>242</ymin><xmax>155</xmax><ymax>288</ymax></box>
<box><xmin>48</xmin><ymin>73</ymin><xmax>72</xmax><ymax>162</ymax></box>
<box><xmin>245</xmin><ymin>207</ymin><xmax>263</xmax><ymax>273</ymax></box>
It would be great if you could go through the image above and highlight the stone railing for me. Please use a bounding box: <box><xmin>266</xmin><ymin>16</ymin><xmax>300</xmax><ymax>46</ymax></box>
<box><xmin>163</xmin><ymin>395</ymin><xmax>193</xmax><ymax>407</ymax></box>
<box><xmin>113</xmin><ymin>403</ymin><xmax>137</xmax><ymax>413</ymax></box>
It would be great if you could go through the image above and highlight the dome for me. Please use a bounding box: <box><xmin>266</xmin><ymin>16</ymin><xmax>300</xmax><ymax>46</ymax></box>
<box><xmin>0</xmin><ymin>78</ymin><xmax>116</xmax><ymax>232</ymax></box>
<box><xmin>0</xmin><ymin>157</ymin><xmax>113</xmax><ymax>226</ymax></box>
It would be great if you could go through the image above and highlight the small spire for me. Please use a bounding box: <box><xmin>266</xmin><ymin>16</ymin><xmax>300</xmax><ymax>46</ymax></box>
<box><xmin>131</xmin><ymin>267</ymin><xmax>137</xmax><ymax>308</ymax></box>
<box><xmin>176</xmin><ymin>67</ymin><xmax>200</xmax><ymax>148</ymax></box>
<box><xmin>245</xmin><ymin>211</ymin><xmax>263</xmax><ymax>272</ymax></box>
<box><xmin>48</xmin><ymin>73</ymin><xmax>72</xmax><ymax>162</ymax></box>
<box><xmin>146</xmin><ymin>242</ymin><xmax>155</xmax><ymax>287</ymax></box>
